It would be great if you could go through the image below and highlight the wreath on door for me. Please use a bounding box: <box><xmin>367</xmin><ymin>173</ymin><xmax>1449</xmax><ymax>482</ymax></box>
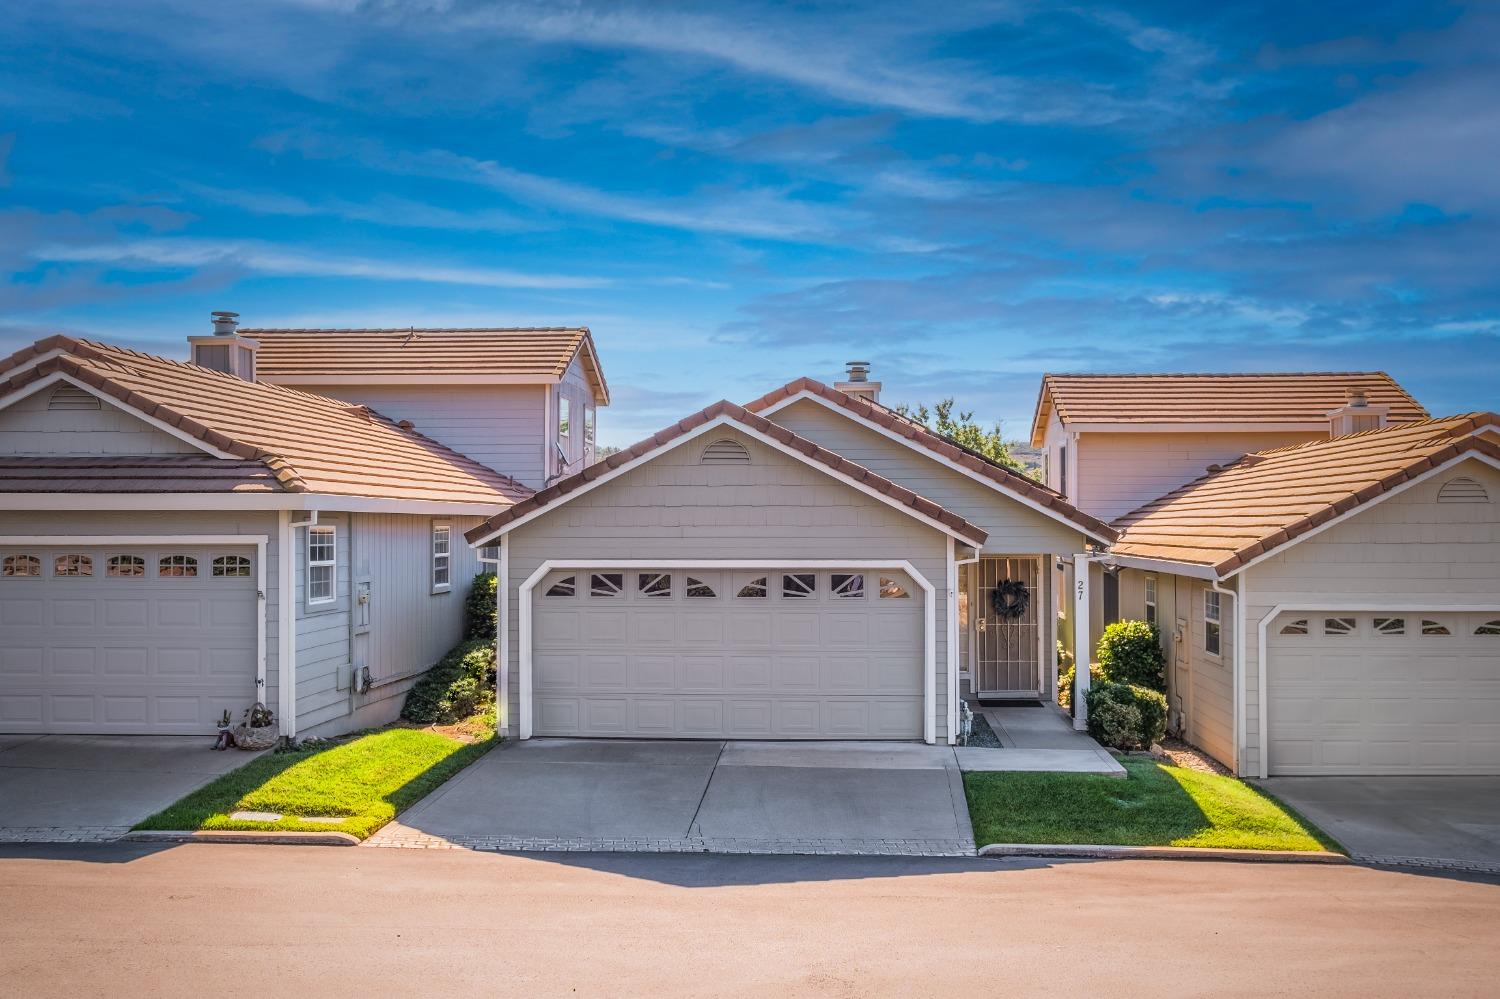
<box><xmin>990</xmin><ymin>579</ymin><xmax>1030</xmax><ymax>621</ymax></box>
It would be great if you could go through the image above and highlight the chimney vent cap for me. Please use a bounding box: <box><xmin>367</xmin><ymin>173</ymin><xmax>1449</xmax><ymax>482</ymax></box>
<box><xmin>1345</xmin><ymin>387</ymin><xmax>1368</xmax><ymax>408</ymax></box>
<box><xmin>845</xmin><ymin>360</ymin><xmax>872</xmax><ymax>382</ymax></box>
<box><xmin>211</xmin><ymin>311</ymin><xmax>240</xmax><ymax>336</ymax></box>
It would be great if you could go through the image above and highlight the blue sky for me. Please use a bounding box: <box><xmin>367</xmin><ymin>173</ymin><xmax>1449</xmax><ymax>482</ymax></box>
<box><xmin>3</xmin><ymin>1</ymin><xmax>1497</xmax><ymax>446</ymax></box>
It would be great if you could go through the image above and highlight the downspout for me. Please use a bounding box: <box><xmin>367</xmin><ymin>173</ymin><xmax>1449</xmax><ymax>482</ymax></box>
<box><xmin>950</xmin><ymin>541</ymin><xmax>980</xmax><ymax>745</ymax></box>
<box><xmin>1211</xmin><ymin>575</ymin><xmax>1245</xmax><ymax>776</ymax></box>
<box><xmin>497</xmin><ymin>538</ymin><xmax>510</xmax><ymax>738</ymax></box>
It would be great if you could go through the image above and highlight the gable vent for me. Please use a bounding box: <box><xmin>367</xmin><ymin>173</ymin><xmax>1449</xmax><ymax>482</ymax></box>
<box><xmin>701</xmin><ymin>438</ymin><xmax>751</xmax><ymax>464</ymax></box>
<box><xmin>47</xmin><ymin>384</ymin><xmax>101</xmax><ymax>411</ymax></box>
<box><xmin>1438</xmin><ymin>476</ymin><xmax>1489</xmax><ymax>504</ymax></box>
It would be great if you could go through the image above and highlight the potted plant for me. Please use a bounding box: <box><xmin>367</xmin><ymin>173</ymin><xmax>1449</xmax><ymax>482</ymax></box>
<box><xmin>231</xmin><ymin>702</ymin><xmax>279</xmax><ymax>750</ymax></box>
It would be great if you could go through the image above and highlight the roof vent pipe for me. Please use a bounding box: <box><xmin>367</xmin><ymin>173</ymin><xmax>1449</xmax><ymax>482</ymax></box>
<box><xmin>212</xmin><ymin>311</ymin><xmax>240</xmax><ymax>336</ymax></box>
<box><xmin>1346</xmin><ymin>387</ymin><xmax>1368</xmax><ymax>408</ymax></box>
<box><xmin>835</xmin><ymin>360</ymin><xmax>881</xmax><ymax>404</ymax></box>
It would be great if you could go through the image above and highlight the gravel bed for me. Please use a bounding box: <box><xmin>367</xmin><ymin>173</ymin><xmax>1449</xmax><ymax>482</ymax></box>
<box><xmin>963</xmin><ymin>712</ymin><xmax>1003</xmax><ymax>748</ymax></box>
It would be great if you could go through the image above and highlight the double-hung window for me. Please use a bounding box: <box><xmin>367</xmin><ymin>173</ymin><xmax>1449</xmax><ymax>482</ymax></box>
<box><xmin>307</xmin><ymin>526</ymin><xmax>336</xmax><ymax>605</ymax></box>
<box><xmin>1144</xmin><ymin>575</ymin><xmax>1158</xmax><ymax>627</ymax></box>
<box><xmin>1203</xmin><ymin>590</ymin><xmax>1222</xmax><ymax>657</ymax></box>
<box><xmin>583</xmin><ymin>402</ymin><xmax>596</xmax><ymax>463</ymax></box>
<box><xmin>431</xmin><ymin>523</ymin><xmax>452</xmax><ymax>593</ymax></box>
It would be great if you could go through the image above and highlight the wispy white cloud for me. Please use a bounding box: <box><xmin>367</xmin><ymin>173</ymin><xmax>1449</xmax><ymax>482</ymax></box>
<box><xmin>182</xmin><ymin>184</ymin><xmax>541</xmax><ymax>233</ymax></box>
<box><xmin>33</xmin><ymin>238</ymin><xmax>613</xmax><ymax>289</ymax></box>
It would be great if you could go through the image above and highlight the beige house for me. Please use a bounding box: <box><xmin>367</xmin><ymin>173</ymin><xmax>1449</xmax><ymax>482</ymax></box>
<box><xmin>467</xmin><ymin>375</ymin><xmax>1115</xmax><ymax>745</ymax></box>
<box><xmin>0</xmin><ymin>322</ymin><xmax>533</xmax><ymax>739</ymax></box>
<box><xmin>1107</xmin><ymin>415</ymin><xmax>1500</xmax><ymax>777</ymax></box>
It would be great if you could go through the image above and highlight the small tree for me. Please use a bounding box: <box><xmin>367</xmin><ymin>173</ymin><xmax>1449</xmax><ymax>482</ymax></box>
<box><xmin>465</xmin><ymin>572</ymin><xmax>498</xmax><ymax>641</ymax></box>
<box><xmin>1096</xmin><ymin>620</ymin><xmax>1167</xmax><ymax>693</ymax></box>
<box><xmin>892</xmin><ymin>398</ymin><xmax>1024</xmax><ymax>474</ymax></box>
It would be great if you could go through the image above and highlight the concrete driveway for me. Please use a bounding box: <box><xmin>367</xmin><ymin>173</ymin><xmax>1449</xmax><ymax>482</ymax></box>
<box><xmin>377</xmin><ymin>738</ymin><xmax>975</xmax><ymax>855</ymax></box>
<box><xmin>0</xmin><ymin>734</ymin><xmax>254</xmax><ymax>842</ymax></box>
<box><xmin>1259</xmin><ymin>776</ymin><xmax>1500</xmax><ymax>871</ymax></box>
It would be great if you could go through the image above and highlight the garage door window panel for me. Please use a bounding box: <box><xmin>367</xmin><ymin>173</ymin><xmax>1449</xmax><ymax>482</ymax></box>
<box><xmin>782</xmin><ymin>573</ymin><xmax>816</xmax><ymax>599</ymax></box>
<box><xmin>1476</xmin><ymin>620</ymin><xmax>1500</xmax><ymax>636</ymax></box>
<box><xmin>879</xmin><ymin>577</ymin><xmax>909</xmax><ymax>599</ymax></box>
<box><xmin>1279</xmin><ymin>618</ymin><xmax>1309</xmax><ymax>636</ymax></box>
<box><xmin>158</xmin><ymin>555</ymin><xmax>197</xmax><ymax>578</ymax></box>
<box><xmin>107</xmin><ymin>555</ymin><xmax>145</xmax><ymax>578</ymax></box>
<box><xmin>55</xmin><ymin>554</ymin><xmax>92</xmax><ymax>577</ymax></box>
<box><xmin>3</xmin><ymin>554</ymin><xmax>41</xmax><ymax>577</ymax></box>
<box><xmin>638</xmin><ymin>573</ymin><xmax>672</xmax><ymax>598</ymax></box>
<box><xmin>736</xmin><ymin>576</ymin><xmax>767</xmax><ymax>598</ymax></box>
<box><xmin>212</xmin><ymin>555</ymin><xmax>252</xmax><ymax>578</ymax></box>
<box><xmin>686</xmin><ymin>576</ymin><xmax>717</xmax><ymax>598</ymax></box>
<box><xmin>545</xmin><ymin>575</ymin><xmax>577</xmax><ymax>598</ymax></box>
<box><xmin>590</xmin><ymin>573</ymin><xmax>623</xmax><ymax>597</ymax></box>
<box><xmin>831</xmin><ymin>573</ymin><xmax>865</xmax><ymax>599</ymax></box>
<box><xmin>1373</xmin><ymin>617</ymin><xmax>1406</xmax><ymax>637</ymax></box>
<box><xmin>1422</xmin><ymin>619</ymin><xmax>1452</xmax><ymax>636</ymax></box>
<box><xmin>1323</xmin><ymin>617</ymin><xmax>1357</xmax><ymax>637</ymax></box>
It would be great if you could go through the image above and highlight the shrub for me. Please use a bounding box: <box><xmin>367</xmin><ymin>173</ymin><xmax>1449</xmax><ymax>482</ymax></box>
<box><xmin>401</xmin><ymin>639</ymin><xmax>496</xmax><ymax>724</ymax></box>
<box><xmin>1096</xmin><ymin>620</ymin><xmax>1167</xmax><ymax>692</ymax></box>
<box><xmin>1084</xmin><ymin>681</ymin><xmax>1168</xmax><ymax>751</ymax></box>
<box><xmin>1057</xmin><ymin>660</ymin><xmax>1106</xmax><ymax>712</ymax></box>
<box><xmin>465</xmin><ymin>572</ymin><xmax>498</xmax><ymax>641</ymax></box>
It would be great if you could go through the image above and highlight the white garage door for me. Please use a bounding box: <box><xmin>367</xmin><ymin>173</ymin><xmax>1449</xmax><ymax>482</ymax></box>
<box><xmin>1267</xmin><ymin>611</ymin><xmax>1500</xmax><ymax>775</ymax></box>
<box><xmin>531</xmin><ymin>568</ymin><xmax>925</xmax><ymax>739</ymax></box>
<box><xmin>0</xmin><ymin>544</ymin><xmax>258</xmax><ymax>734</ymax></box>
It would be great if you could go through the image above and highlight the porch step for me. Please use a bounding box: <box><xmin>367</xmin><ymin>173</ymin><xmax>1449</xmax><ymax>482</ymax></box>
<box><xmin>954</xmin><ymin>747</ymin><xmax>1126</xmax><ymax>776</ymax></box>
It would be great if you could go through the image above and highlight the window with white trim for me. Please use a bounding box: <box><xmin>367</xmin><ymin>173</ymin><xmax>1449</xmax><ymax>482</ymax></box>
<box><xmin>1323</xmin><ymin>617</ymin><xmax>1356</xmax><ymax>637</ymax></box>
<box><xmin>879</xmin><ymin>577</ymin><xmax>910</xmax><ymax>599</ymax></box>
<box><xmin>212</xmin><ymin>555</ymin><xmax>252</xmax><ymax>578</ymax></box>
<box><xmin>108</xmin><ymin>554</ymin><xmax>145</xmax><ymax>577</ymax></box>
<box><xmin>584</xmin><ymin>402</ymin><xmax>596</xmax><ymax>463</ymax></box>
<box><xmin>1144</xmin><ymin>575</ymin><xmax>1157</xmax><ymax>627</ymax></box>
<box><xmin>431</xmin><ymin>523</ymin><xmax>451</xmax><ymax>592</ymax></box>
<box><xmin>1203</xmin><ymin>590</ymin><xmax>1221</xmax><ymax>657</ymax></box>
<box><xmin>685</xmin><ymin>576</ymin><xmax>716</xmax><ymax>598</ymax></box>
<box><xmin>1373</xmin><ymin>617</ymin><xmax>1406</xmax><ymax>636</ymax></box>
<box><xmin>2</xmin><ymin>554</ymin><xmax>41</xmax><ymax>577</ymax></box>
<box><xmin>590</xmin><ymin>572</ymin><xmax>623</xmax><ymax>597</ymax></box>
<box><xmin>736</xmin><ymin>576</ymin><xmax>767</xmax><ymax>599</ymax></box>
<box><xmin>1422</xmin><ymin>619</ymin><xmax>1451</xmax><ymax>636</ymax></box>
<box><xmin>638</xmin><ymin>572</ymin><xmax>672</xmax><ymax>598</ymax></box>
<box><xmin>307</xmin><ymin>526</ymin><xmax>336</xmax><ymax>605</ymax></box>
<box><xmin>1278</xmin><ymin>618</ymin><xmax>1309</xmax><ymax>636</ymax></box>
<box><xmin>545</xmin><ymin>575</ymin><xmax>576</xmax><ymax>597</ymax></box>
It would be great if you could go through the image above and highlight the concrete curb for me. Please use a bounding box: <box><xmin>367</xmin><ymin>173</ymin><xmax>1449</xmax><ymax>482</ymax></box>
<box><xmin>120</xmin><ymin>829</ymin><xmax>359</xmax><ymax>847</ymax></box>
<box><xmin>977</xmin><ymin>843</ymin><xmax>1350</xmax><ymax>864</ymax></box>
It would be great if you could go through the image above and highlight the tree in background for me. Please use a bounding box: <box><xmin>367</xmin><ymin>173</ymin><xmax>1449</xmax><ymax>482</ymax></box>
<box><xmin>893</xmin><ymin>398</ymin><xmax>1025</xmax><ymax>475</ymax></box>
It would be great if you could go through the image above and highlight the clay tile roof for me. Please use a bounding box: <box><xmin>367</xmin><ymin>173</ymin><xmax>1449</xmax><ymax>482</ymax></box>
<box><xmin>242</xmin><ymin>327</ymin><xmax>609</xmax><ymax>403</ymax></box>
<box><xmin>0</xmin><ymin>335</ymin><xmax>533</xmax><ymax>505</ymax></box>
<box><xmin>743</xmin><ymin>377</ymin><xmax>1116</xmax><ymax>544</ymax></box>
<box><xmin>466</xmin><ymin>399</ymin><xmax>989</xmax><ymax>547</ymax></box>
<box><xmin>1110</xmin><ymin>413</ymin><xmax>1500</xmax><ymax>574</ymax></box>
<box><xmin>1030</xmin><ymin>372</ymin><xmax>1428</xmax><ymax>446</ymax></box>
<box><xmin>0</xmin><ymin>455</ymin><xmax>284</xmax><ymax>493</ymax></box>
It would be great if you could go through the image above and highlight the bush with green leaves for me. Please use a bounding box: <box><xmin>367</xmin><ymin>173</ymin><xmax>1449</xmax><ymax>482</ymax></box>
<box><xmin>1084</xmin><ymin>681</ymin><xmax>1168</xmax><ymax>751</ymax></box>
<box><xmin>1057</xmin><ymin>661</ymin><xmax>1106</xmax><ymax>712</ymax></box>
<box><xmin>465</xmin><ymin>572</ymin><xmax>498</xmax><ymax>641</ymax></box>
<box><xmin>1096</xmin><ymin>620</ymin><xmax>1167</xmax><ymax>692</ymax></box>
<box><xmin>401</xmin><ymin>639</ymin><xmax>496</xmax><ymax>724</ymax></box>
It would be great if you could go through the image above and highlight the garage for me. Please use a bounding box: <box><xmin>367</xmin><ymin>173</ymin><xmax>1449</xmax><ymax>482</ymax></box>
<box><xmin>0</xmin><ymin>544</ymin><xmax>259</xmax><ymax>734</ymax></box>
<box><xmin>530</xmin><ymin>567</ymin><xmax>926</xmax><ymax>739</ymax></box>
<box><xmin>1266</xmin><ymin>610</ymin><xmax>1500</xmax><ymax>775</ymax></box>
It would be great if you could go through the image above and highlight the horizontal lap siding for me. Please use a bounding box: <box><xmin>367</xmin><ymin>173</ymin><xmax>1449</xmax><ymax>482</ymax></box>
<box><xmin>1242</xmin><ymin>460</ymin><xmax>1500</xmax><ymax>776</ymax></box>
<box><xmin>296</xmin><ymin>384</ymin><xmax>545</xmax><ymax>487</ymax></box>
<box><xmin>295</xmin><ymin>513</ymin><xmax>351</xmax><ymax>732</ymax></box>
<box><xmin>767</xmin><ymin>399</ymin><xmax>1085</xmax><ymax>554</ymax></box>
<box><xmin>0</xmin><ymin>390</ymin><xmax>200</xmax><ymax>455</ymax></box>
<box><xmin>0</xmin><ymin>509</ymin><xmax>281</xmax><ymax>719</ymax></box>
<box><xmin>504</xmin><ymin>426</ymin><xmax>952</xmax><ymax>740</ymax></box>
<box><xmin>1076</xmin><ymin>431</ymin><xmax>1318</xmax><ymax>523</ymax></box>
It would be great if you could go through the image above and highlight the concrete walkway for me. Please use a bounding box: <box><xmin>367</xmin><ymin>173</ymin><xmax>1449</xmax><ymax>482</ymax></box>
<box><xmin>957</xmin><ymin>702</ymin><xmax>1125</xmax><ymax>776</ymax></box>
<box><xmin>370</xmin><ymin>738</ymin><xmax>978</xmax><ymax>856</ymax></box>
<box><xmin>0</xmin><ymin>734</ymin><xmax>255</xmax><ymax>843</ymax></box>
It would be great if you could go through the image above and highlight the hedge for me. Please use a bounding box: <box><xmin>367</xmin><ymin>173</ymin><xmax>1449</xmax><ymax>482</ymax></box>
<box><xmin>1096</xmin><ymin>620</ymin><xmax>1167</xmax><ymax>692</ymax></box>
<box><xmin>1084</xmin><ymin>681</ymin><xmax>1168</xmax><ymax>751</ymax></box>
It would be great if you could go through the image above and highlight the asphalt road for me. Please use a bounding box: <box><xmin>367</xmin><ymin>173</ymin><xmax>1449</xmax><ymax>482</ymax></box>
<box><xmin>2</xmin><ymin>845</ymin><xmax>1498</xmax><ymax>997</ymax></box>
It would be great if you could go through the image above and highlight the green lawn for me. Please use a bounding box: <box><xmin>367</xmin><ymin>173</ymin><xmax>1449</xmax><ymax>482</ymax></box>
<box><xmin>964</xmin><ymin>759</ymin><xmax>1341</xmax><ymax>853</ymax></box>
<box><xmin>135</xmin><ymin>727</ymin><xmax>494</xmax><ymax>840</ymax></box>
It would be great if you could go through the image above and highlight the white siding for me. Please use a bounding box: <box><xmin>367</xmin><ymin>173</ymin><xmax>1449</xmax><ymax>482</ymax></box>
<box><xmin>293</xmin><ymin>384</ymin><xmax>547</xmax><ymax>487</ymax></box>
<box><xmin>502</xmin><ymin>426</ymin><xmax>953</xmax><ymax>741</ymax></box>
<box><xmin>0</xmin><ymin>390</ymin><xmax>201</xmax><ymax>456</ymax></box>
<box><xmin>1241</xmin><ymin>459</ymin><xmax>1500</xmax><ymax>776</ymax></box>
<box><xmin>1075</xmin><ymin>431</ymin><xmax>1322</xmax><ymax>523</ymax></box>
<box><xmin>767</xmin><ymin>399</ymin><xmax>1088</xmax><ymax>555</ymax></box>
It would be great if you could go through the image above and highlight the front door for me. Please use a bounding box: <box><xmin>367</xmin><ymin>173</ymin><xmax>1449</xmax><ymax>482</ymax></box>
<box><xmin>970</xmin><ymin>556</ymin><xmax>1042</xmax><ymax>699</ymax></box>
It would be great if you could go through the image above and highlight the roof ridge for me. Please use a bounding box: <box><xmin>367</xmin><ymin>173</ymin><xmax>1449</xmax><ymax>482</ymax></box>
<box><xmin>241</xmin><ymin>326</ymin><xmax>589</xmax><ymax>334</ymax></box>
<box><xmin>1041</xmin><ymin>370</ymin><xmax>1399</xmax><ymax>379</ymax></box>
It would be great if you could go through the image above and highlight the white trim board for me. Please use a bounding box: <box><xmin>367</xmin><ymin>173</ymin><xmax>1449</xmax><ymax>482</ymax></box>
<box><xmin>0</xmin><ymin>533</ymin><xmax>271</xmax><ymax>716</ymax></box>
<box><xmin>468</xmin><ymin>412</ymin><xmax>986</xmax><ymax>549</ymax></box>
<box><xmin>757</xmin><ymin>390</ymin><xmax>1111</xmax><ymax>546</ymax></box>
<box><xmin>515</xmin><ymin>559</ymin><xmax>939</xmax><ymax>745</ymax></box>
<box><xmin>0</xmin><ymin>370</ymin><xmax>238</xmax><ymax>460</ymax></box>
<box><xmin>1254</xmin><ymin>600</ymin><xmax>1500</xmax><ymax>780</ymax></box>
<box><xmin>0</xmin><ymin>492</ymin><xmax>510</xmax><ymax>515</ymax></box>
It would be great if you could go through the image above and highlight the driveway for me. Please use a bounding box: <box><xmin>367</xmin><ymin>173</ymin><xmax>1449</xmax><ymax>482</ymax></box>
<box><xmin>1259</xmin><ymin>776</ymin><xmax>1500</xmax><ymax>871</ymax></box>
<box><xmin>376</xmin><ymin>738</ymin><xmax>976</xmax><ymax>855</ymax></box>
<box><xmin>0</xmin><ymin>734</ymin><xmax>254</xmax><ymax>842</ymax></box>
